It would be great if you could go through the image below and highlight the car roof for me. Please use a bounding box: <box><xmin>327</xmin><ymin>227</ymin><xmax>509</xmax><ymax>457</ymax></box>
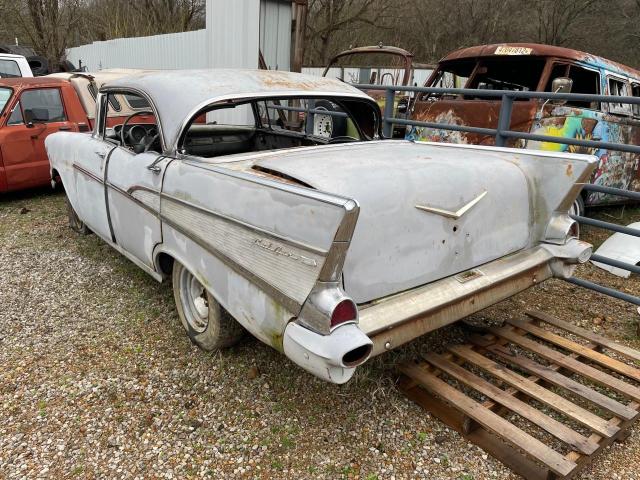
<box><xmin>0</xmin><ymin>53</ymin><xmax>26</xmax><ymax>59</ymax></box>
<box><xmin>102</xmin><ymin>68</ymin><xmax>374</xmax><ymax>149</ymax></box>
<box><xmin>0</xmin><ymin>77</ymin><xmax>68</xmax><ymax>89</ymax></box>
<box><xmin>49</xmin><ymin>69</ymin><xmax>158</xmax><ymax>86</ymax></box>
<box><xmin>441</xmin><ymin>43</ymin><xmax>640</xmax><ymax>79</ymax></box>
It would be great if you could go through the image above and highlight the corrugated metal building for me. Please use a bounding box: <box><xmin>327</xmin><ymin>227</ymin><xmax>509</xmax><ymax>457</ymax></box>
<box><xmin>67</xmin><ymin>0</ymin><xmax>293</xmax><ymax>72</ymax></box>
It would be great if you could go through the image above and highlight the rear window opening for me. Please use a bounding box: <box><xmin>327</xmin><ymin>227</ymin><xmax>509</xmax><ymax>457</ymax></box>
<box><xmin>179</xmin><ymin>96</ymin><xmax>379</xmax><ymax>159</ymax></box>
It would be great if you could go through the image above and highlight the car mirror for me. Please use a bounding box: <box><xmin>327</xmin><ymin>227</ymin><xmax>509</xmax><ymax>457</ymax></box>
<box><xmin>24</xmin><ymin>108</ymin><xmax>50</xmax><ymax>124</ymax></box>
<box><xmin>23</xmin><ymin>109</ymin><xmax>34</xmax><ymax>127</ymax></box>
<box><xmin>551</xmin><ymin>77</ymin><xmax>573</xmax><ymax>105</ymax></box>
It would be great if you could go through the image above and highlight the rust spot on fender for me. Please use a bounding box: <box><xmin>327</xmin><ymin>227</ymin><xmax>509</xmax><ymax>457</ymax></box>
<box><xmin>566</xmin><ymin>163</ymin><xmax>573</xmax><ymax>177</ymax></box>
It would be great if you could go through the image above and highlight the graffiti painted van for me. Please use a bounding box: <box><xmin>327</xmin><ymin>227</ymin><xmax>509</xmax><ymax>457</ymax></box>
<box><xmin>408</xmin><ymin>43</ymin><xmax>640</xmax><ymax>214</ymax></box>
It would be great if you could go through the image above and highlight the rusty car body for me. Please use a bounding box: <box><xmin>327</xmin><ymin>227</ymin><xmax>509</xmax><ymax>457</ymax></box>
<box><xmin>0</xmin><ymin>70</ymin><xmax>155</xmax><ymax>193</ymax></box>
<box><xmin>46</xmin><ymin>69</ymin><xmax>594</xmax><ymax>383</ymax></box>
<box><xmin>408</xmin><ymin>43</ymin><xmax>640</xmax><ymax>211</ymax></box>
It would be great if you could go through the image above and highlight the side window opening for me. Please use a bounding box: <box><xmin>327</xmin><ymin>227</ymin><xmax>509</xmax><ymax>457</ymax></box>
<box><xmin>632</xmin><ymin>83</ymin><xmax>640</xmax><ymax>117</ymax></box>
<box><xmin>103</xmin><ymin>92</ymin><xmax>160</xmax><ymax>154</ymax></box>
<box><xmin>564</xmin><ymin>65</ymin><xmax>600</xmax><ymax>109</ymax></box>
<box><xmin>88</xmin><ymin>83</ymin><xmax>121</xmax><ymax>112</ymax></box>
<box><xmin>0</xmin><ymin>59</ymin><xmax>21</xmax><ymax>78</ymax></box>
<box><xmin>7</xmin><ymin>100</ymin><xmax>24</xmax><ymax>125</ymax></box>
<box><xmin>545</xmin><ymin>63</ymin><xmax>570</xmax><ymax>92</ymax></box>
<box><xmin>123</xmin><ymin>93</ymin><xmax>150</xmax><ymax>110</ymax></box>
<box><xmin>608</xmin><ymin>77</ymin><xmax>631</xmax><ymax>115</ymax></box>
<box><xmin>20</xmin><ymin>88</ymin><xmax>67</xmax><ymax>123</ymax></box>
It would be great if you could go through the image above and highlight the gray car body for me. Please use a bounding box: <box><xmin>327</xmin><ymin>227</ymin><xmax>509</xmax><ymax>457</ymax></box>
<box><xmin>46</xmin><ymin>69</ymin><xmax>596</xmax><ymax>383</ymax></box>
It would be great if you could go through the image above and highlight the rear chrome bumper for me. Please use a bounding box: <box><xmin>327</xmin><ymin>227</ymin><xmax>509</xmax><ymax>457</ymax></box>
<box><xmin>359</xmin><ymin>239</ymin><xmax>591</xmax><ymax>357</ymax></box>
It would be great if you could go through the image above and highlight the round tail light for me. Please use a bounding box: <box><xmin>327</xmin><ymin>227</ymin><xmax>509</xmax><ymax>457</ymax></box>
<box><xmin>330</xmin><ymin>299</ymin><xmax>357</xmax><ymax>328</ymax></box>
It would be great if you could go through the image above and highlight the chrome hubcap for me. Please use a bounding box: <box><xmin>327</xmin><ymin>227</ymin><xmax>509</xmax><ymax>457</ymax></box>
<box><xmin>180</xmin><ymin>269</ymin><xmax>209</xmax><ymax>333</ymax></box>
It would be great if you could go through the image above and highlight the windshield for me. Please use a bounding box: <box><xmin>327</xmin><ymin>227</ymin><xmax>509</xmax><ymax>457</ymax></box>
<box><xmin>324</xmin><ymin>52</ymin><xmax>411</xmax><ymax>86</ymax></box>
<box><xmin>425</xmin><ymin>56</ymin><xmax>547</xmax><ymax>98</ymax></box>
<box><xmin>0</xmin><ymin>87</ymin><xmax>12</xmax><ymax>114</ymax></box>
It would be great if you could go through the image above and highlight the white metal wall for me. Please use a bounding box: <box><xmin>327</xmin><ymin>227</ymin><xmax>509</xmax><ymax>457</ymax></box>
<box><xmin>260</xmin><ymin>0</ymin><xmax>291</xmax><ymax>70</ymax></box>
<box><xmin>67</xmin><ymin>0</ymin><xmax>291</xmax><ymax>72</ymax></box>
<box><xmin>303</xmin><ymin>66</ymin><xmax>435</xmax><ymax>87</ymax></box>
<box><xmin>66</xmin><ymin>29</ymin><xmax>207</xmax><ymax>72</ymax></box>
<box><xmin>207</xmin><ymin>0</ymin><xmax>260</xmax><ymax>69</ymax></box>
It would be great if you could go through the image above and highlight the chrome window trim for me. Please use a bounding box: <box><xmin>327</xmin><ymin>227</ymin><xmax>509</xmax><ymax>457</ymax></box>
<box><xmin>173</xmin><ymin>92</ymin><xmax>381</xmax><ymax>154</ymax></box>
<box><xmin>100</xmin><ymin>86</ymin><xmax>167</xmax><ymax>153</ymax></box>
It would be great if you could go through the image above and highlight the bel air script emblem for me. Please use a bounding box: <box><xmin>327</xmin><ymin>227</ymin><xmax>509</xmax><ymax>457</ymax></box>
<box><xmin>415</xmin><ymin>190</ymin><xmax>487</xmax><ymax>219</ymax></box>
<box><xmin>253</xmin><ymin>238</ymin><xmax>318</xmax><ymax>267</ymax></box>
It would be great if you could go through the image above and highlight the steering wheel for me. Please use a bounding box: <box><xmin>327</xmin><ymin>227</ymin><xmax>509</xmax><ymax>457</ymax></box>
<box><xmin>120</xmin><ymin>111</ymin><xmax>159</xmax><ymax>152</ymax></box>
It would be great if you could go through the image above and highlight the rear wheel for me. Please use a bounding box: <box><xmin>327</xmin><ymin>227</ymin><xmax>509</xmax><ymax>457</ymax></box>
<box><xmin>172</xmin><ymin>261</ymin><xmax>245</xmax><ymax>351</ymax></box>
<box><xmin>569</xmin><ymin>195</ymin><xmax>585</xmax><ymax>218</ymax></box>
<box><xmin>65</xmin><ymin>196</ymin><xmax>91</xmax><ymax>235</ymax></box>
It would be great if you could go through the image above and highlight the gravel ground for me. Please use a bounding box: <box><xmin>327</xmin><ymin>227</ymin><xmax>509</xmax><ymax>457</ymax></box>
<box><xmin>1</xmin><ymin>188</ymin><xmax>640</xmax><ymax>480</ymax></box>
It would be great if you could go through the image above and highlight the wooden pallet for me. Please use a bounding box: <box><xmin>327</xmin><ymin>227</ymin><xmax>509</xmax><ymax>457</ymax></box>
<box><xmin>398</xmin><ymin>310</ymin><xmax>640</xmax><ymax>480</ymax></box>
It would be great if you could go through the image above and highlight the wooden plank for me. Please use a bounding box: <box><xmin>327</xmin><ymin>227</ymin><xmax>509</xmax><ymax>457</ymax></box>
<box><xmin>526</xmin><ymin>310</ymin><xmax>640</xmax><ymax>363</ymax></box>
<box><xmin>400</xmin><ymin>363</ymin><xmax>577</xmax><ymax>477</ymax></box>
<box><xmin>490</xmin><ymin>326</ymin><xmax>640</xmax><ymax>403</ymax></box>
<box><xmin>424</xmin><ymin>353</ymin><xmax>599</xmax><ymax>455</ymax></box>
<box><xmin>509</xmin><ymin>318</ymin><xmax>640</xmax><ymax>383</ymax></box>
<box><xmin>489</xmin><ymin>344</ymin><xmax>639</xmax><ymax>421</ymax></box>
<box><xmin>398</xmin><ymin>377</ymin><xmax>555</xmax><ymax>480</ymax></box>
<box><xmin>449</xmin><ymin>345</ymin><xmax>619</xmax><ymax>438</ymax></box>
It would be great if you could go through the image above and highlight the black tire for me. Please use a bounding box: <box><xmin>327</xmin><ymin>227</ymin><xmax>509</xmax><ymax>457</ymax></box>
<box><xmin>312</xmin><ymin>99</ymin><xmax>347</xmax><ymax>138</ymax></box>
<box><xmin>65</xmin><ymin>196</ymin><xmax>91</xmax><ymax>235</ymax></box>
<box><xmin>26</xmin><ymin>55</ymin><xmax>49</xmax><ymax>76</ymax></box>
<box><xmin>172</xmin><ymin>261</ymin><xmax>245</xmax><ymax>351</ymax></box>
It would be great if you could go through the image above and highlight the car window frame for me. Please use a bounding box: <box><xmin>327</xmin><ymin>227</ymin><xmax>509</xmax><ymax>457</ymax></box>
<box><xmin>631</xmin><ymin>82</ymin><xmax>640</xmax><ymax>118</ymax></box>
<box><xmin>606</xmin><ymin>74</ymin><xmax>633</xmax><ymax>116</ymax></box>
<box><xmin>7</xmin><ymin>99</ymin><xmax>25</xmax><ymax>125</ymax></box>
<box><xmin>18</xmin><ymin>87</ymin><xmax>69</xmax><ymax>124</ymax></box>
<box><xmin>98</xmin><ymin>87</ymin><xmax>166</xmax><ymax>154</ymax></box>
<box><xmin>0</xmin><ymin>59</ymin><xmax>21</xmax><ymax>78</ymax></box>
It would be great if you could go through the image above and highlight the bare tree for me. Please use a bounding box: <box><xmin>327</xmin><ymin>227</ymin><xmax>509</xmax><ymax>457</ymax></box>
<box><xmin>529</xmin><ymin>0</ymin><xmax>601</xmax><ymax>46</ymax></box>
<box><xmin>7</xmin><ymin>0</ymin><xmax>84</xmax><ymax>67</ymax></box>
<box><xmin>305</xmin><ymin>0</ymin><xmax>396</xmax><ymax>64</ymax></box>
<box><xmin>76</xmin><ymin>0</ymin><xmax>205</xmax><ymax>43</ymax></box>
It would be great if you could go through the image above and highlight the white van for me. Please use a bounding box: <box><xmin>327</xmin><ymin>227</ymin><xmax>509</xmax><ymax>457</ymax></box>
<box><xmin>0</xmin><ymin>54</ymin><xmax>33</xmax><ymax>78</ymax></box>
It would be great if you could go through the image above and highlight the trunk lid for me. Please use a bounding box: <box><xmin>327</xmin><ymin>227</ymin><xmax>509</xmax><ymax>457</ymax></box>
<box><xmin>254</xmin><ymin>141</ymin><xmax>531</xmax><ymax>304</ymax></box>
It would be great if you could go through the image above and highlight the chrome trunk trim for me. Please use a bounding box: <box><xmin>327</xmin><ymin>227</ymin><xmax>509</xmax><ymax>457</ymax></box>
<box><xmin>360</xmin><ymin>246</ymin><xmax>556</xmax><ymax>356</ymax></box>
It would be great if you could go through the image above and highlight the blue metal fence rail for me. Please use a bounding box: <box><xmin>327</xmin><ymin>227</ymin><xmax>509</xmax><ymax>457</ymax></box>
<box><xmin>352</xmin><ymin>83</ymin><xmax>640</xmax><ymax>310</ymax></box>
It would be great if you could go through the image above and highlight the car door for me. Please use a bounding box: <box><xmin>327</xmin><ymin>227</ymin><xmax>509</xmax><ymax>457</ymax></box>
<box><xmin>0</xmin><ymin>87</ymin><xmax>77</xmax><ymax>190</ymax></box>
<box><xmin>72</xmin><ymin>94</ymin><xmax>116</xmax><ymax>241</ymax></box>
<box><xmin>106</xmin><ymin>149</ymin><xmax>170</xmax><ymax>268</ymax></box>
<box><xmin>103</xmin><ymin>92</ymin><xmax>168</xmax><ymax>269</ymax></box>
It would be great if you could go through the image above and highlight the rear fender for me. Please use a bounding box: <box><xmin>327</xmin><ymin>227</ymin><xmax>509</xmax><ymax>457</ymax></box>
<box><xmin>159</xmin><ymin>160</ymin><xmax>360</xmax><ymax>341</ymax></box>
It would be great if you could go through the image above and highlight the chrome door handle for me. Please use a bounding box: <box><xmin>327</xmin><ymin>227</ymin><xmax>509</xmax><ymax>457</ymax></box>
<box><xmin>147</xmin><ymin>164</ymin><xmax>161</xmax><ymax>174</ymax></box>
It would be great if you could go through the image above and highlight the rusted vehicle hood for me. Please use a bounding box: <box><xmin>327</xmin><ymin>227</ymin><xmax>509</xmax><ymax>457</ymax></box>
<box><xmin>253</xmin><ymin>141</ymin><xmax>536</xmax><ymax>303</ymax></box>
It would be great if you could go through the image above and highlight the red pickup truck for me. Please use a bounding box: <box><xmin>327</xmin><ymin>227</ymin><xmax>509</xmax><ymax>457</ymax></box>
<box><xmin>0</xmin><ymin>71</ymin><xmax>154</xmax><ymax>193</ymax></box>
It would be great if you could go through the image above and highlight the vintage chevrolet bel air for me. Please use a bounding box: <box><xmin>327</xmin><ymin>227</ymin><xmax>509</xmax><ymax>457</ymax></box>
<box><xmin>46</xmin><ymin>69</ymin><xmax>595</xmax><ymax>383</ymax></box>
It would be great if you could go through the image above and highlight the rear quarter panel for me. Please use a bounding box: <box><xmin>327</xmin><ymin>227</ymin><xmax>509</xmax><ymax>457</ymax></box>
<box><xmin>159</xmin><ymin>159</ymin><xmax>357</xmax><ymax>349</ymax></box>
